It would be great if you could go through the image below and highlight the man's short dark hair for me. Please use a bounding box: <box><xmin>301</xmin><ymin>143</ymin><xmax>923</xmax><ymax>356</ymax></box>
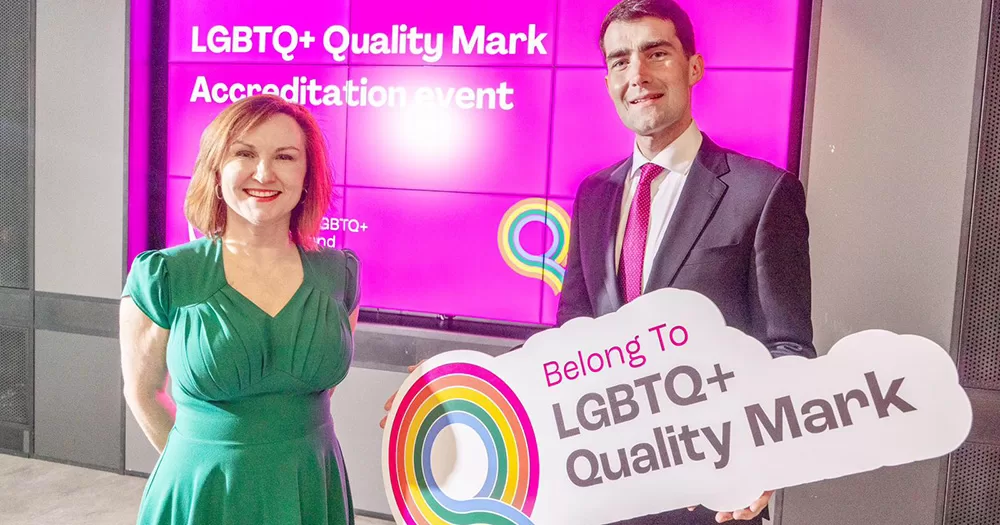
<box><xmin>599</xmin><ymin>0</ymin><xmax>697</xmax><ymax>58</ymax></box>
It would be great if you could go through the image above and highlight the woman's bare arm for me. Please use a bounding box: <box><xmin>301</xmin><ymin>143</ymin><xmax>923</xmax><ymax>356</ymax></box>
<box><xmin>120</xmin><ymin>297</ymin><xmax>174</xmax><ymax>453</ymax></box>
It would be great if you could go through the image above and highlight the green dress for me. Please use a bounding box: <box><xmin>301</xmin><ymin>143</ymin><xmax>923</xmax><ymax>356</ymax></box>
<box><xmin>123</xmin><ymin>237</ymin><xmax>358</xmax><ymax>525</ymax></box>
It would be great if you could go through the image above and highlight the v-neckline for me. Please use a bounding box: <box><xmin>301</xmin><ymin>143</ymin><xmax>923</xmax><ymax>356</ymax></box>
<box><xmin>215</xmin><ymin>238</ymin><xmax>309</xmax><ymax>320</ymax></box>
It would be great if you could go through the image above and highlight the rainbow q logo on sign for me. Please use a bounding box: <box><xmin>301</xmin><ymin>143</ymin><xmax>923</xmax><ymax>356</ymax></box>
<box><xmin>498</xmin><ymin>199</ymin><xmax>570</xmax><ymax>294</ymax></box>
<box><xmin>386</xmin><ymin>361</ymin><xmax>541</xmax><ymax>525</ymax></box>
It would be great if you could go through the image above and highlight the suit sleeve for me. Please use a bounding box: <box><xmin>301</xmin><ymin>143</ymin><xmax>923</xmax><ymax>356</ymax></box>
<box><xmin>751</xmin><ymin>172</ymin><xmax>816</xmax><ymax>359</ymax></box>
<box><xmin>556</xmin><ymin>189</ymin><xmax>594</xmax><ymax>326</ymax></box>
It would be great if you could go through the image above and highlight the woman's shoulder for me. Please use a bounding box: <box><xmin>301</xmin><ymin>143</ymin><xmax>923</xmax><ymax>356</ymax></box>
<box><xmin>125</xmin><ymin>237</ymin><xmax>223</xmax><ymax>306</ymax></box>
<box><xmin>122</xmin><ymin>238</ymin><xmax>214</xmax><ymax>329</ymax></box>
<box><xmin>155</xmin><ymin>236</ymin><xmax>217</xmax><ymax>267</ymax></box>
<box><xmin>302</xmin><ymin>246</ymin><xmax>360</xmax><ymax>304</ymax></box>
<box><xmin>302</xmin><ymin>245</ymin><xmax>358</xmax><ymax>271</ymax></box>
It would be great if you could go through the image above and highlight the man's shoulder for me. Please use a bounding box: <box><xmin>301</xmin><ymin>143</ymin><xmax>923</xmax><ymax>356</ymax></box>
<box><xmin>714</xmin><ymin>145</ymin><xmax>799</xmax><ymax>195</ymax></box>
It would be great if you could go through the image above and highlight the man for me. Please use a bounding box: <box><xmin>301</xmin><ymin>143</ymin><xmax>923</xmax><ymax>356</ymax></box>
<box><xmin>557</xmin><ymin>0</ymin><xmax>816</xmax><ymax>523</ymax></box>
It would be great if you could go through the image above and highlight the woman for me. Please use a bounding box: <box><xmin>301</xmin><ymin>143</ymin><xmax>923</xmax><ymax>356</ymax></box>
<box><xmin>120</xmin><ymin>94</ymin><xmax>358</xmax><ymax>525</ymax></box>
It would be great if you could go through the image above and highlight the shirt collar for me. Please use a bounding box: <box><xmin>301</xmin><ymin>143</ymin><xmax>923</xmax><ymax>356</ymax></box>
<box><xmin>630</xmin><ymin>120</ymin><xmax>704</xmax><ymax>179</ymax></box>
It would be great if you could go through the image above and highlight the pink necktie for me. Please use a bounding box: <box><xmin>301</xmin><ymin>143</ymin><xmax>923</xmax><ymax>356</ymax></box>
<box><xmin>619</xmin><ymin>163</ymin><xmax>664</xmax><ymax>303</ymax></box>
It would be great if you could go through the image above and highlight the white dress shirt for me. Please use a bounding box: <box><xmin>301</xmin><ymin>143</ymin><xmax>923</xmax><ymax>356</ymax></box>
<box><xmin>614</xmin><ymin>120</ymin><xmax>704</xmax><ymax>289</ymax></box>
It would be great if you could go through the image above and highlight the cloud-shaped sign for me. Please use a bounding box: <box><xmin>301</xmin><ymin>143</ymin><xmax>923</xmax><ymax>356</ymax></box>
<box><xmin>382</xmin><ymin>288</ymin><xmax>973</xmax><ymax>525</ymax></box>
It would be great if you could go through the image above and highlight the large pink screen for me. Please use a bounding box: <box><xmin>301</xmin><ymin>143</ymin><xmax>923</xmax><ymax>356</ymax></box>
<box><xmin>161</xmin><ymin>0</ymin><xmax>804</xmax><ymax>326</ymax></box>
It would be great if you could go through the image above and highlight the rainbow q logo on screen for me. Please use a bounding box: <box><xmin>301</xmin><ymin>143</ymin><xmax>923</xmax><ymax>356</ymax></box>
<box><xmin>386</xmin><ymin>361</ymin><xmax>541</xmax><ymax>525</ymax></box>
<box><xmin>498</xmin><ymin>199</ymin><xmax>570</xmax><ymax>294</ymax></box>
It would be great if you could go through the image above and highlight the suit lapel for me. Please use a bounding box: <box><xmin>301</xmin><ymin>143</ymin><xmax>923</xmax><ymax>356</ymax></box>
<box><xmin>645</xmin><ymin>136</ymin><xmax>730</xmax><ymax>292</ymax></box>
<box><xmin>589</xmin><ymin>158</ymin><xmax>631</xmax><ymax>312</ymax></box>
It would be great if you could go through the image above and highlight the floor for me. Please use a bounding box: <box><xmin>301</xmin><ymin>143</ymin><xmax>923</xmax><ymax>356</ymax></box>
<box><xmin>0</xmin><ymin>453</ymin><xmax>393</xmax><ymax>525</ymax></box>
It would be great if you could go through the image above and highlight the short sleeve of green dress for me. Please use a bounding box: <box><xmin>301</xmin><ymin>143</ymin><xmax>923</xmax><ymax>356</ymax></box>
<box><xmin>124</xmin><ymin>250</ymin><xmax>173</xmax><ymax>329</ymax></box>
<box><xmin>124</xmin><ymin>238</ymin><xmax>359</xmax><ymax>525</ymax></box>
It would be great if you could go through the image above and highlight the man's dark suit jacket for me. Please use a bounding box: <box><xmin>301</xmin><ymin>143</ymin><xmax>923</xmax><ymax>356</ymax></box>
<box><xmin>556</xmin><ymin>134</ymin><xmax>815</xmax><ymax>524</ymax></box>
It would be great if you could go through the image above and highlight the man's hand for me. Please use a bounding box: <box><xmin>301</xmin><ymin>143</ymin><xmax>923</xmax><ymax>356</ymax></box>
<box><xmin>689</xmin><ymin>491</ymin><xmax>773</xmax><ymax>523</ymax></box>
<box><xmin>379</xmin><ymin>362</ymin><xmax>423</xmax><ymax>429</ymax></box>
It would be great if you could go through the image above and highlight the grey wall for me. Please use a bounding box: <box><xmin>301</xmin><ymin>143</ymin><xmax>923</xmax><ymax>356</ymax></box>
<box><xmin>34</xmin><ymin>330</ymin><xmax>122</xmax><ymax>469</ymax></box>
<box><xmin>330</xmin><ymin>366</ymin><xmax>408</xmax><ymax>516</ymax></box>
<box><xmin>34</xmin><ymin>0</ymin><xmax>126</xmax><ymax>299</ymax></box>
<box><xmin>779</xmin><ymin>0</ymin><xmax>985</xmax><ymax>523</ymax></box>
<box><xmin>802</xmin><ymin>0</ymin><xmax>982</xmax><ymax>354</ymax></box>
<box><xmin>29</xmin><ymin>0</ymin><xmax>128</xmax><ymax>470</ymax></box>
